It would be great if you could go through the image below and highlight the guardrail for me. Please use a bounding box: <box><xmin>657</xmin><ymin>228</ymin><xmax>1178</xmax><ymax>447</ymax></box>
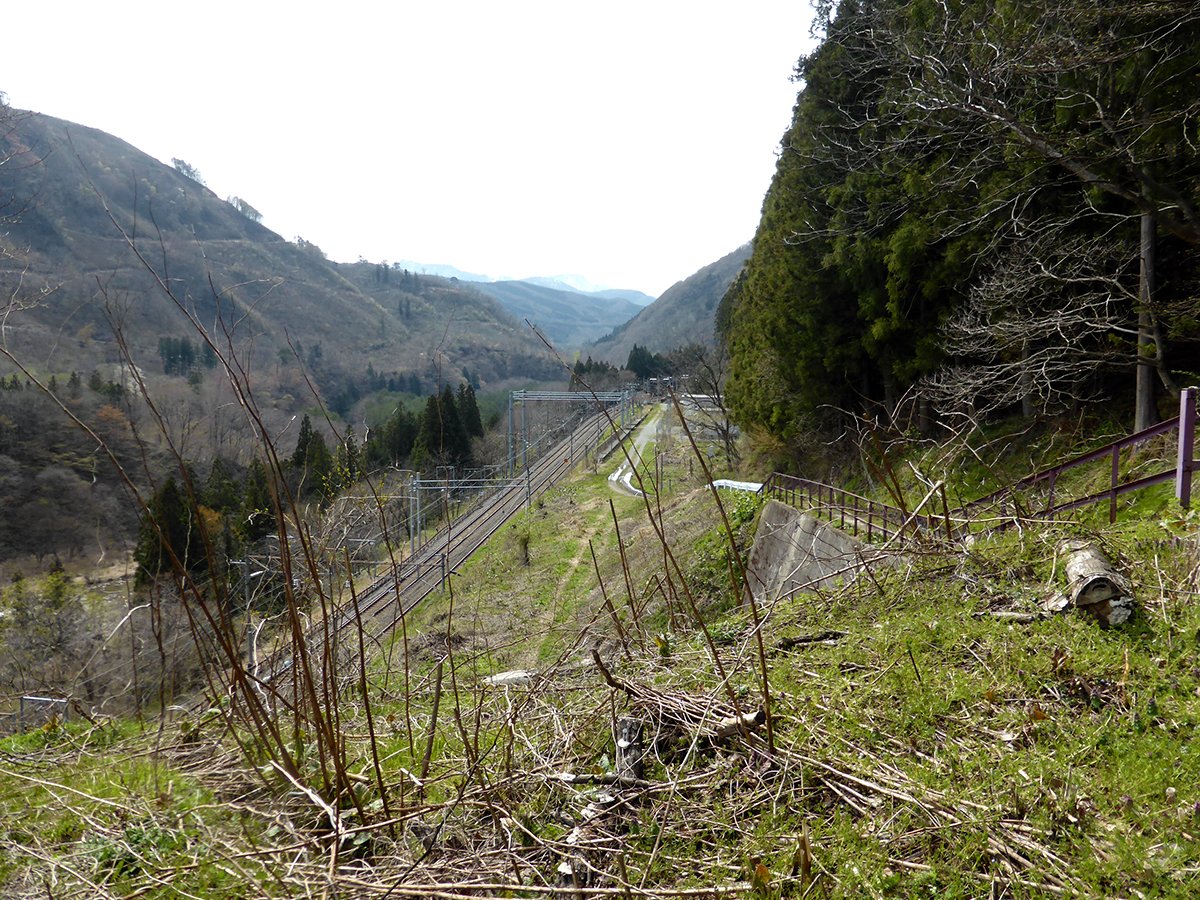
<box><xmin>0</xmin><ymin>696</ymin><xmax>69</xmax><ymax>736</ymax></box>
<box><xmin>966</xmin><ymin>387</ymin><xmax>1199</xmax><ymax>524</ymax></box>
<box><xmin>764</xmin><ymin>387</ymin><xmax>1200</xmax><ymax>540</ymax></box>
<box><xmin>761</xmin><ymin>473</ymin><xmax>930</xmax><ymax>543</ymax></box>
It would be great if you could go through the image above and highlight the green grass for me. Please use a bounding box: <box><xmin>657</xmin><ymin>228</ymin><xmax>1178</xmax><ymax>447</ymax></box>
<box><xmin>739</xmin><ymin>519</ymin><xmax>1200</xmax><ymax>897</ymax></box>
<box><xmin>4</xmin><ymin>418</ymin><xmax>1200</xmax><ymax>897</ymax></box>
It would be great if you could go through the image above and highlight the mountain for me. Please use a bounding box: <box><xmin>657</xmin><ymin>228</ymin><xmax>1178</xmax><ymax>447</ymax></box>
<box><xmin>518</xmin><ymin>275</ymin><xmax>654</xmax><ymax>307</ymax></box>
<box><xmin>0</xmin><ymin>112</ymin><xmax>560</xmax><ymax>419</ymax></box>
<box><xmin>392</xmin><ymin>260</ymin><xmax>508</xmax><ymax>283</ymax></box>
<box><xmin>592</xmin><ymin>288</ymin><xmax>655</xmax><ymax>307</ymax></box>
<box><xmin>588</xmin><ymin>245</ymin><xmax>751</xmax><ymax>365</ymax></box>
<box><xmin>468</xmin><ymin>280</ymin><xmax>643</xmax><ymax>349</ymax></box>
<box><xmin>390</xmin><ymin>264</ymin><xmax>655</xmax><ymax>308</ymax></box>
<box><xmin>524</xmin><ymin>274</ymin><xmax>613</xmax><ymax>293</ymax></box>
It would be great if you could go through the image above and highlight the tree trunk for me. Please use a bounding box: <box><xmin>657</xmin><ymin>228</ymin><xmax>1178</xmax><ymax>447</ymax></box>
<box><xmin>882</xmin><ymin>364</ymin><xmax>896</xmax><ymax>423</ymax></box>
<box><xmin>1135</xmin><ymin>211</ymin><xmax>1158</xmax><ymax>432</ymax></box>
<box><xmin>918</xmin><ymin>393</ymin><xmax>933</xmax><ymax>436</ymax></box>
<box><xmin>1020</xmin><ymin>339</ymin><xmax>1036</xmax><ymax>420</ymax></box>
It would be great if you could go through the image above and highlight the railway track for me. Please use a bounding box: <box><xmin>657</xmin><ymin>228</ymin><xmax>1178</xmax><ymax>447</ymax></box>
<box><xmin>366</xmin><ymin>409</ymin><xmax>612</xmax><ymax>629</ymax></box>
<box><xmin>262</xmin><ymin>410</ymin><xmax>623</xmax><ymax>683</ymax></box>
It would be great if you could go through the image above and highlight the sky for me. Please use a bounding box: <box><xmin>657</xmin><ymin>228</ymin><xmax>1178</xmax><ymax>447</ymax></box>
<box><xmin>5</xmin><ymin>1</ymin><xmax>818</xmax><ymax>298</ymax></box>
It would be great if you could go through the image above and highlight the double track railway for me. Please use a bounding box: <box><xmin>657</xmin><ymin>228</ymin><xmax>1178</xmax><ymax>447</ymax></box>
<box><xmin>319</xmin><ymin>409</ymin><xmax>617</xmax><ymax>647</ymax></box>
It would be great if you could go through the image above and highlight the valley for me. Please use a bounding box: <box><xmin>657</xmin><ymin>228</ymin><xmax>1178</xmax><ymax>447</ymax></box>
<box><xmin>3</xmin><ymin>3</ymin><xmax>1200</xmax><ymax>893</ymax></box>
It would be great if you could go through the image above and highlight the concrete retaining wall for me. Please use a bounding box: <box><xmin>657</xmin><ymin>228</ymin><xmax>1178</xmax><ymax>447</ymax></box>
<box><xmin>744</xmin><ymin>500</ymin><xmax>895</xmax><ymax>603</ymax></box>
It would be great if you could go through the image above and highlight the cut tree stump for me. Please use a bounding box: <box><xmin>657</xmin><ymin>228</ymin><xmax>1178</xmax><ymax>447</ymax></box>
<box><xmin>1060</xmin><ymin>540</ymin><xmax>1136</xmax><ymax>627</ymax></box>
<box><xmin>616</xmin><ymin>717</ymin><xmax>644</xmax><ymax>781</ymax></box>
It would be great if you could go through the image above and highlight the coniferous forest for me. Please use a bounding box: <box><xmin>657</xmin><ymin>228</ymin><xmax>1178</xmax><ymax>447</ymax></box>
<box><xmin>724</xmin><ymin>0</ymin><xmax>1200</xmax><ymax>442</ymax></box>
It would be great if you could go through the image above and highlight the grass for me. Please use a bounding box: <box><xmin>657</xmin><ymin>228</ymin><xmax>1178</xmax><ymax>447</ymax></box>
<box><xmin>2</xmin><ymin>415</ymin><xmax>1200</xmax><ymax>897</ymax></box>
<box><xmin>790</xmin><ymin>518</ymin><xmax>1198</xmax><ymax>894</ymax></box>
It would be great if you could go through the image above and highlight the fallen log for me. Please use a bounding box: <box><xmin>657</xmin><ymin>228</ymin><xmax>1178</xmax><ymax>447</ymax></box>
<box><xmin>1059</xmin><ymin>540</ymin><xmax>1136</xmax><ymax>628</ymax></box>
<box><xmin>615</xmin><ymin>717</ymin><xmax>644</xmax><ymax>781</ymax></box>
<box><xmin>712</xmin><ymin>708</ymin><xmax>767</xmax><ymax>740</ymax></box>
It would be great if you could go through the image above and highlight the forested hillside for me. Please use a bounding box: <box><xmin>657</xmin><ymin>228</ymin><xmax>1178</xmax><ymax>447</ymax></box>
<box><xmin>724</xmin><ymin>0</ymin><xmax>1200</xmax><ymax>443</ymax></box>
<box><xmin>0</xmin><ymin>110</ymin><xmax>558</xmax><ymax>417</ymax></box>
<box><xmin>0</xmin><ymin>106</ymin><xmax>561</xmax><ymax>565</ymax></box>
<box><xmin>590</xmin><ymin>245</ymin><xmax>750</xmax><ymax>365</ymax></box>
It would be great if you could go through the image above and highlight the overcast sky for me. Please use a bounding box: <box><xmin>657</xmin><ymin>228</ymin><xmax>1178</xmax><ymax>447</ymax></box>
<box><xmin>5</xmin><ymin>1</ymin><xmax>818</xmax><ymax>297</ymax></box>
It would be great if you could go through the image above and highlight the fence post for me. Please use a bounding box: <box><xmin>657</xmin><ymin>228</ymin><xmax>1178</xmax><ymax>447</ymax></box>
<box><xmin>1177</xmin><ymin>386</ymin><xmax>1198</xmax><ymax>508</ymax></box>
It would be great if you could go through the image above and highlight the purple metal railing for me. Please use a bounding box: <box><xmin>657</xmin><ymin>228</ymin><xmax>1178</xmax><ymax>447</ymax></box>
<box><xmin>762</xmin><ymin>387</ymin><xmax>1200</xmax><ymax>539</ymax></box>
<box><xmin>966</xmin><ymin>387</ymin><xmax>1199</xmax><ymax>524</ymax></box>
<box><xmin>760</xmin><ymin>473</ymin><xmax>932</xmax><ymax>543</ymax></box>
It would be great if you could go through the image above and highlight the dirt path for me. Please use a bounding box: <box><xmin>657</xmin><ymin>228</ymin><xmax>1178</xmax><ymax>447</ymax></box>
<box><xmin>607</xmin><ymin>405</ymin><xmax>663</xmax><ymax>497</ymax></box>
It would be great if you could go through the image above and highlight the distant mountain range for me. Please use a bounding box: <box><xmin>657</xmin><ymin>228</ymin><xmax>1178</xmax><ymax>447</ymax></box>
<box><xmin>466</xmin><ymin>280</ymin><xmax>644</xmax><ymax>349</ymax></box>
<box><xmin>588</xmin><ymin>245</ymin><xmax>751</xmax><ymax>365</ymax></box>
<box><xmin>0</xmin><ymin>107</ymin><xmax>738</xmax><ymax>441</ymax></box>
<box><xmin>394</xmin><ymin>261</ymin><xmax>655</xmax><ymax>307</ymax></box>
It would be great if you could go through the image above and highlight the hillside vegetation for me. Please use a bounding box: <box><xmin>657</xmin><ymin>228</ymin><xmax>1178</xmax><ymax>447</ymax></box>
<box><xmin>0</xmin><ymin>108</ymin><xmax>570</xmax><ymax>565</ymax></box>
<box><xmin>725</xmin><ymin>0</ymin><xmax>1200</xmax><ymax>445</ymax></box>
<box><xmin>0</xmin><ymin>111</ymin><xmax>560</xmax><ymax>422</ymax></box>
<box><xmin>4</xmin><ymin>6</ymin><xmax>1200</xmax><ymax>894</ymax></box>
<box><xmin>590</xmin><ymin>244</ymin><xmax>749</xmax><ymax>365</ymax></box>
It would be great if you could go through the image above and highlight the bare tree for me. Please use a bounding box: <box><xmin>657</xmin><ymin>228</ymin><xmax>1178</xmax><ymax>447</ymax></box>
<box><xmin>876</xmin><ymin>0</ymin><xmax>1200</xmax><ymax>427</ymax></box>
<box><xmin>920</xmin><ymin>230</ymin><xmax>1176</xmax><ymax>419</ymax></box>
<box><xmin>779</xmin><ymin>1</ymin><xmax>1200</xmax><ymax>432</ymax></box>
<box><xmin>879</xmin><ymin>2</ymin><xmax>1200</xmax><ymax>243</ymax></box>
<box><xmin>170</xmin><ymin>157</ymin><xmax>206</xmax><ymax>185</ymax></box>
<box><xmin>669</xmin><ymin>343</ymin><xmax>740</xmax><ymax>468</ymax></box>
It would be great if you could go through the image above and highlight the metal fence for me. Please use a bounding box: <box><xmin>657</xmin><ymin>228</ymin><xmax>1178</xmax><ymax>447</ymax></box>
<box><xmin>761</xmin><ymin>474</ymin><xmax>928</xmax><ymax>543</ymax></box>
<box><xmin>763</xmin><ymin>387</ymin><xmax>1200</xmax><ymax>541</ymax></box>
<box><xmin>0</xmin><ymin>696</ymin><xmax>69</xmax><ymax>736</ymax></box>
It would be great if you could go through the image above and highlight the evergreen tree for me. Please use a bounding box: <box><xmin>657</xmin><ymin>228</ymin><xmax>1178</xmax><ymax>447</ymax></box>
<box><xmin>204</xmin><ymin>458</ymin><xmax>242</xmax><ymax>515</ymax></box>
<box><xmin>291</xmin><ymin>414</ymin><xmax>315</xmax><ymax>469</ymax></box>
<box><xmin>363</xmin><ymin>408</ymin><xmax>419</xmax><ymax>469</ymax></box>
<box><xmin>412</xmin><ymin>392</ymin><xmax>461</xmax><ymax>471</ymax></box>
<box><xmin>457</xmin><ymin>382</ymin><xmax>484</xmax><ymax>438</ymax></box>
<box><xmin>724</xmin><ymin>0</ymin><xmax>1200</xmax><ymax>438</ymax></box>
<box><xmin>626</xmin><ymin>345</ymin><xmax>659</xmax><ymax>379</ymax></box>
<box><xmin>303</xmin><ymin>431</ymin><xmax>334</xmax><ymax>497</ymax></box>
<box><xmin>134</xmin><ymin>477</ymin><xmax>207</xmax><ymax>583</ymax></box>
<box><xmin>439</xmin><ymin>385</ymin><xmax>470</xmax><ymax>465</ymax></box>
<box><xmin>331</xmin><ymin>431</ymin><xmax>361</xmax><ymax>493</ymax></box>
<box><xmin>240</xmin><ymin>459</ymin><xmax>277</xmax><ymax>543</ymax></box>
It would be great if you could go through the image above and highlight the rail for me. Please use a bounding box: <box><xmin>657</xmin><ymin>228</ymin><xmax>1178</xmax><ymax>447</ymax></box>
<box><xmin>760</xmin><ymin>473</ymin><xmax>930</xmax><ymax>543</ymax></box>
<box><xmin>763</xmin><ymin>387</ymin><xmax>1200</xmax><ymax>542</ymax></box>
<box><xmin>260</xmin><ymin>408</ymin><xmax>617</xmax><ymax>686</ymax></box>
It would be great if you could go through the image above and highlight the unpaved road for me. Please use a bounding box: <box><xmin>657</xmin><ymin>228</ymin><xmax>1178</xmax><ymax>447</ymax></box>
<box><xmin>607</xmin><ymin>404</ymin><xmax>663</xmax><ymax>496</ymax></box>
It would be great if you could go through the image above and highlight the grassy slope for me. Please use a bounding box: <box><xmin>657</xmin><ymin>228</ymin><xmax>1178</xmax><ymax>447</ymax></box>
<box><xmin>2</xmin><ymin>418</ymin><xmax>1199</xmax><ymax>898</ymax></box>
